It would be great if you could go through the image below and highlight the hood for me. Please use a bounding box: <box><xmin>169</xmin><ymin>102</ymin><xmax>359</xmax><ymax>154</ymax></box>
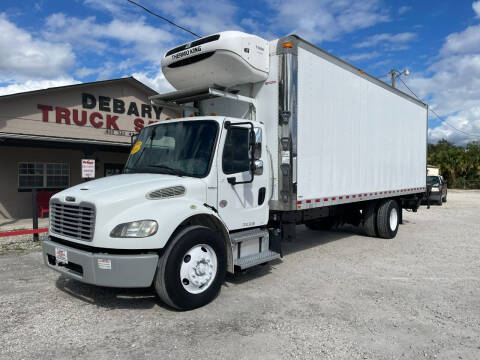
<box><xmin>52</xmin><ymin>173</ymin><xmax>208</xmax><ymax>207</ymax></box>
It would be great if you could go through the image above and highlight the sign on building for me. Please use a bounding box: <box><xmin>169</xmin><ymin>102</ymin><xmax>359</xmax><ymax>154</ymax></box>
<box><xmin>81</xmin><ymin>159</ymin><xmax>95</xmax><ymax>178</ymax></box>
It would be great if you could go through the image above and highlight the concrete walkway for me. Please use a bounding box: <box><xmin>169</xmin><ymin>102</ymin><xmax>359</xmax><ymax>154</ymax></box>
<box><xmin>0</xmin><ymin>217</ymin><xmax>49</xmax><ymax>232</ymax></box>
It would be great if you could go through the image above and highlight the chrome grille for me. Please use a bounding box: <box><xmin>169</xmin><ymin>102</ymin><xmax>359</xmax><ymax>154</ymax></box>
<box><xmin>50</xmin><ymin>200</ymin><xmax>95</xmax><ymax>241</ymax></box>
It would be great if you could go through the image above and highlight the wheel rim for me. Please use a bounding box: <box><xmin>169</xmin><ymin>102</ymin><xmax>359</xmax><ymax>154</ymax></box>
<box><xmin>389</xmin><ymin>207</ymin><xmax>398</xmax><ymax>231</ymax></box>
<box><xmin>180</xmin><ymin>244</ymin><xmax>218</xmax><ymax>294</ymax></box>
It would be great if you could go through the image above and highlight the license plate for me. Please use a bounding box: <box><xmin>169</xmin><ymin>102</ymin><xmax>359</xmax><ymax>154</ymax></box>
<box><xmin>55</xmin><ymin>247</ymin><xmax>68</xmax><ymax>264</ymax></box>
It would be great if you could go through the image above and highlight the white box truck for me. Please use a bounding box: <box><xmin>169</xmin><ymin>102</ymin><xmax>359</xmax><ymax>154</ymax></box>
<box><xmin>42</xmin><ymin>31</ymin><xmax>428</xmax><ymax>310</ymax></box>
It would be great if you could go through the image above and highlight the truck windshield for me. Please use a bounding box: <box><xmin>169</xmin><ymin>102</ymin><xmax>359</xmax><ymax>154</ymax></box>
<box><xmin>124</xmin><ymin>120</ymin><xmax>218</xmax><ymax>177</ymax></box>
<box><xmin>427</xmin><ymin>176</ymin><xmax>440</xmax><ymax>185</ymax></box>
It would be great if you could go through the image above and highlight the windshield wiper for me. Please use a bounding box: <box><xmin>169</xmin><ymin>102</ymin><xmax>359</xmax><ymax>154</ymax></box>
<box><xmin>148</xmin><ymin>165</ymin><xmax>188</xmax><ymax>177</ymax></box>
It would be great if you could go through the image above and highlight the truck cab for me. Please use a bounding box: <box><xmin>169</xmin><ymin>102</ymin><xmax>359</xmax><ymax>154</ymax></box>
<box><xmin>43</xmin><ymin>115</ymin><xmax>277</xmax><ymax>310</ymax></box>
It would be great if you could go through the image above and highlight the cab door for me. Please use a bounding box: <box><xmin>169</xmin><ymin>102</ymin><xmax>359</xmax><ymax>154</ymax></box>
<box><xmin>217</xmin><ymin>121</ymin><xmax>269</xmax><ymax>230</ymax></box>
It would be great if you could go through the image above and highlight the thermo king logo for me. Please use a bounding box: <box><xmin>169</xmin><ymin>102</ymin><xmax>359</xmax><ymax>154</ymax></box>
<box><xmin>171</xmin><ymin>46</ymin><xmax>202</xmax><ymax>60</ymax></box>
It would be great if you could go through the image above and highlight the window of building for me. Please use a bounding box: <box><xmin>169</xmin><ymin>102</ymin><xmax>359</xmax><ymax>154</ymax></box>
<box><xmin>104</xmin><ymin>163</ymin><xmax>124</xmax><ymax>176</ymax></box>
<box><xmin>18</xmin><ymin>162</ymin><xmax>70</xmax><ymax>189</ymax></box>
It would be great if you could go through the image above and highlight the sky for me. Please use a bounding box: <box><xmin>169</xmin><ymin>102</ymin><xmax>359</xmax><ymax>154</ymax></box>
<box><xmin>1</xmin><ymin>0</ymin><xmax>480</xmax><ymax>145</ymax></box>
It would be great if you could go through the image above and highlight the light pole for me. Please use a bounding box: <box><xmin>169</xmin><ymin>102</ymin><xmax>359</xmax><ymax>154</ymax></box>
<box><xmin>390</xmin><ymin>68</ymin><xmax>410</xmax><ymax>88</ymax></box>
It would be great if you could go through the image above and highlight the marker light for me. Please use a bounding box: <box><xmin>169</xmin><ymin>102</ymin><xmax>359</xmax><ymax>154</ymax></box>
<box><xmin>282</xmin><ymin>42</ymin><xmax>293</xmax><ymax>48</ymax></box>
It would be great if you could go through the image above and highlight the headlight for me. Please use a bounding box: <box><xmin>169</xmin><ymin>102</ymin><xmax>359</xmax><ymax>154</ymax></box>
<box><xmin>110</xmin><ymin>220</ymin><xmax>158</xmax><ymax>238</ymax></box>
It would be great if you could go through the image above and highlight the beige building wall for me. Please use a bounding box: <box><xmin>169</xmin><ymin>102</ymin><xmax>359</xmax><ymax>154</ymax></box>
<box><xmin>0</xmin><ymin>146</ymin><xmax>128</xmax><ymax>219</ymax></box>
<box><xmin>0</xmin><ymin>79</ymin><xmax>170</xmax><ymax>143</ymax></box>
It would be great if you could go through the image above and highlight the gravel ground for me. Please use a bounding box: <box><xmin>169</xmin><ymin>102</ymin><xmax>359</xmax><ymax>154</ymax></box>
<box><xmin>0</xmin><ymin>190</ymin><xmax>479</xmax><ymax>360</ymax></box>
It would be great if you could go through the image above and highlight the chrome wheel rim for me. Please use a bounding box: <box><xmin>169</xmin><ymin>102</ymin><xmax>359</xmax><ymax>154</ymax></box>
<box><xmin>389</xmin><ymin>207</ymin><xmax>398</xmax><ymax>231</ymax></box>
<box><xmin>180</xmin><ymin>244</ymin><xmax>217</xmax><ymax>294</ymax></box>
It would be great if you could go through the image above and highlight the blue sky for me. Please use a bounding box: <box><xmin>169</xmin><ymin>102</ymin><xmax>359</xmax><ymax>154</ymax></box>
<box><xmin>1</xmin><ymin>0</ymin><xmax>480</xmax><ymax>144</ymax></box>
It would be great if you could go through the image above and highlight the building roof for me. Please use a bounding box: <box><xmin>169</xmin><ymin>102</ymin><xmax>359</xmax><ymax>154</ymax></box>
<box><xmin>0</xmin><ymin>76</ymin><xmax>158</xmax><ymax>100</ymax></box>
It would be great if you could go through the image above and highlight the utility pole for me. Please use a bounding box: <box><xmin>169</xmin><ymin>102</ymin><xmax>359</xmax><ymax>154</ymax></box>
<box><xmin>390</xmin><ymin>69</ymin><xmax>396</xmax><ymax>88</ymax></box>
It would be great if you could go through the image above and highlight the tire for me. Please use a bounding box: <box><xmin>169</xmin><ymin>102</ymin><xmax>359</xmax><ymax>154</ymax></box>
<box><xmin>442</xmin><ymin>191</ymin><xmax>447</xmax><ymax>203</ymax></box>
<box><xmin>154</xmin><ymin>226</ymin><xmax>227</xmax><ymax>310</ymax></box>
<box><xmin>305</xmin><ymin>217</ymin><xmax>336</xmax><ymax>231</ymax></box>
<box><xmin>438</xmin><ymin>196</ymin><xmax>443</xmax><ymax>206</ymax></box>
<box><xmin>376</xmin><ymin>199</ymin><xmax>400</xmax><ymax>239</ymax></box>
<box><xmin>362</xmin><ymin>201</ymin><xmax>378</xmax><ymax>237</ymax></box>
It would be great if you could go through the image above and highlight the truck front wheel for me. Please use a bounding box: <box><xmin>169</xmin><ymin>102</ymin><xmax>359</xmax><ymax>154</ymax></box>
<box><xmin>155</xmin><ymin>226</ymin><xmax>227</xmax><ymax>310</ymax></box>
<box><xmin>376</xmin><ymin>199</ymin><xmax>400</xmax><ymax>239</ymax></box>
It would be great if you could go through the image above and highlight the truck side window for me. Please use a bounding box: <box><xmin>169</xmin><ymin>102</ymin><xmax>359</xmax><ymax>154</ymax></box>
<box><xmin>223</xmin><ymin>127</ymin><xmax>250</xmax><ymax>174</ymax></box>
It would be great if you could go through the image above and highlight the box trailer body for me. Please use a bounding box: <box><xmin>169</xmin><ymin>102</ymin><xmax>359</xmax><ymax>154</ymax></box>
<box><xmin>42</xmin><ymin>31</ymin><xmax>428</xmax><ymax>310</ymax></box>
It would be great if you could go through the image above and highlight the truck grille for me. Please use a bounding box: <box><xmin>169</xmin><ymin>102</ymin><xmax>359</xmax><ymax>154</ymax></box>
<box><xmin>50</xmin><ymin>200</ymin><xmax>95</xmax><ymax>241</ymax></box>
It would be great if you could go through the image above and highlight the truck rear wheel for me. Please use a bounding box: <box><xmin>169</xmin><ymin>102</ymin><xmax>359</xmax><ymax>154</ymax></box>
<box><xmin>155</xmin><ymin>226</ymin><xmax>227</xmax><ymax>310</ymax></box>
<box><xmin>376</xmin><ymin>199</ymin><xmax>400</xmax><ymax>239</ymax></box>
<box><xmin>362</xmin><ymin>202</ymin><xmax>378</xmax><ymax>237</ymax></box>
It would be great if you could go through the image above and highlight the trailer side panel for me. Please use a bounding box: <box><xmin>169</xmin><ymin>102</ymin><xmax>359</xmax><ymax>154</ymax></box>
<box><xmin>296</xmin><ymin>46</ymin><xmax>427</xmax><ymax>205</ymax></box>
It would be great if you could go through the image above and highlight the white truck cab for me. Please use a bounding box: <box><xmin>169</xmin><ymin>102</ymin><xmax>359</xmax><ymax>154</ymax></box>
<box><xmin>43</xmin><ymin>31</ymin><xmax>428</xmax><ymax>310</ymax></box>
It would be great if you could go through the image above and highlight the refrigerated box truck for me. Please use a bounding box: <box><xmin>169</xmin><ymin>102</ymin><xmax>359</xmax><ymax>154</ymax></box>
<box><xmin>42</xmin><ymin>31</ymin><xmax>428</xmax><ymax>309</ymax></box>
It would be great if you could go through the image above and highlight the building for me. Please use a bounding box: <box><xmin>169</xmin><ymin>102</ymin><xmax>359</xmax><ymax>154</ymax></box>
<box><xmin>0</xmin><ymin>77</ymin><xmax>172</xmax><ymax>219</ymax></box>
<box><xmin>427</xmin><ymin>165</ymin><xmax>440</xmax><ymax>176</ymax></box>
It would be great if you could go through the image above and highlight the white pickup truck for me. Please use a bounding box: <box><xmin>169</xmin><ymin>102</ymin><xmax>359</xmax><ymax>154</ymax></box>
<box><xmin>43</xmin><ymin>31</ymin><xmax>427</xmax><ymax>310</ymax></box>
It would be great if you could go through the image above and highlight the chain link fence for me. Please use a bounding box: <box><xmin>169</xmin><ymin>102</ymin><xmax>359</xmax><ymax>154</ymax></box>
<box><xmin>453</xmin><ymin>179</ymin><xmax>480</xmax><ymax>189</ymax></box>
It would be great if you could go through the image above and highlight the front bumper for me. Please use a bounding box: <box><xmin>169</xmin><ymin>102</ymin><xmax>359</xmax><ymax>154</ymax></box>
<box><xmin>429</xmin><ymin>190</ymin><xmax>442</xmax><ymax>201</ymax></box>
<box><xmin>42</xmin><ymin>239</ymin><xmax>158</xmax><ymax>288</ymax></box>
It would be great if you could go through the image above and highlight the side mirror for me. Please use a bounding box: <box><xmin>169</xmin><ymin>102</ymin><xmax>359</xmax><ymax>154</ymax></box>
<box><xmin>131</xmin><ymin>133</ymin><xmax>139</xmax><ymax>147</ymax></box>
<box><xmin>253</xmin><ymin>159</ymin><xmax>264</xmax><ymax>175</ymax></box>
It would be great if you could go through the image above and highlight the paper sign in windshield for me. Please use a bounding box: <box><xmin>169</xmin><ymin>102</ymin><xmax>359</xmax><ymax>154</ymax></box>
<box><xmin>130</xmin><ymin>141</ymin><xmax>142</xmax><ymax>154</ymax></box>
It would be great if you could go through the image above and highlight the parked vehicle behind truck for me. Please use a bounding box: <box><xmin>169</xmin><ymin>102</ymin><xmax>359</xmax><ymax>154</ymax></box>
<box><xmin>42</xmin><ymin>31</ymin><xmax>428</xmax><ymax>310</ymax></box>
<box><xmin>427</xmin><ymin>175</ymin><xmax>447</xmax><ymax>204</ymax></box>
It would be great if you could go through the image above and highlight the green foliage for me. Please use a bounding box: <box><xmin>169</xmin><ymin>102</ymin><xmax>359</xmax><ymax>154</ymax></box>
<box><xmin>428</xmin><ymin>140</ymin><xmax>480</xmax><ymax>188</ymax></box>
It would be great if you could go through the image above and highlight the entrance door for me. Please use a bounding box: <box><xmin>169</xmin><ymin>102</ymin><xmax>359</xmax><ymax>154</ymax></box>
<box><xmin>217</xmin><ymin>121</ymin><xmax>269</xmax><ymax>230</ymax></box>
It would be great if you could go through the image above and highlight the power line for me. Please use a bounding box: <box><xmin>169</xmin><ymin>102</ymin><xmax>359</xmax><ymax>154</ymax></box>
<box><xmin>125</xmin><ymin>0</ymin><xmax>201</xmax><ymax>38</ymax></box>
<box><xmin>396</xmin><ymin>76</ymin><xmax>480</xmax><ymax>140</ymax></box>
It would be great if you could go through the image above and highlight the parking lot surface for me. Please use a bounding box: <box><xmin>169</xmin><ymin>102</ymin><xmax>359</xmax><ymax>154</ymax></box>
<box><xmin>1</xmin><ymin>190</ymin><xmax>479</xmax><ymax>359</ymax></box>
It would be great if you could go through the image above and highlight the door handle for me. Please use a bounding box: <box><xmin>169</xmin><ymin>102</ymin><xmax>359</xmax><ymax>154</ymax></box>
<box><xmin>258</xmin><ymin>187</ymin><xmax>266</xmax><ymax>205</ymax></box>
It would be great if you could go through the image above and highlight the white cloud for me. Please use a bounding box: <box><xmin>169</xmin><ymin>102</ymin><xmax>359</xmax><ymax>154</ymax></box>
<box><xmin>354</xmin><ymin>32</ymin><xmax>416</xmax><ymax>49</ymax></box>
<box><xmin>440</xmin><ymin>25</ymin><xmax>480</xmax><ymax>55</ymax></box>
<box><xmin>398</xmin><ymin>6</ymin><xmax>411</xmax><ymax>15</ymax></box>
<box><xmin>0</xmin><ymin>77</ymin><xmax>79</xmax><ymax>96</ymax></box>
<box><xmin>155</xmin><ymin>0</ymin><xmax>241</xmax><ymax>36</ymax></box>
<box><xmin>402</xmin><ymin>22</ymin><xmax>480</xmax><ymax>144</ymax></box>
<box><xmin>261</xmin><ymin>0</ymin><xmax>389</xmax><ymax>43</ymax></box>
<box><xmin>0</xmin><ymin>13</ymin><xmax>74</xmax><ymax>80</ymax></box>
<box><xmin>43</xmin><ymin>13</ymin><xmax>176</xmax><ymax>63</ymax></box>
<box><xmin>473</xmin><ymin>1</ymin><xmax>480</xmax><ymax>18</ymax></box>
<box><xmin>428</xmin><ymin>107</ymin><xmax>480</xmax><ymax>145</ymax></box>
<box><xmin>131</xmin><ymin>71</ymin><xmax>173</xmax><ymax>93</ymax></box>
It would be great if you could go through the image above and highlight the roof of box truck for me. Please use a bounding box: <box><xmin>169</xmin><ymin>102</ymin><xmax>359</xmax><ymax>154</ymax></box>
<box><xmin>277</xmin><ymin>34</ymin><xmax>427</xmax><ymax>109</ymax></box>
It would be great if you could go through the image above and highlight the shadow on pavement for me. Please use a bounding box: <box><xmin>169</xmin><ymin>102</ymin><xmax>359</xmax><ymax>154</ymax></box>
<box><xmin>55</xmin><ymin>276</ymin><xmax>177</xmax><ymax>311</ymax></box>
<box><xmin>54</xmin><ymin>224</ymin><xmax>403</xmax><ymax>308</ymax></box>
<box><xmin>227</xmin><ymin>225</ymin><xmax>367</xmax><ymax>284</ymax></box>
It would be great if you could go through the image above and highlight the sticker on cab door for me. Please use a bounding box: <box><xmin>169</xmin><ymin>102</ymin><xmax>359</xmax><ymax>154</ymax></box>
<box><xmin>130</xmin><ymin>141</ymin><xmax>143</xmax><ymax>155</ymax></box>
